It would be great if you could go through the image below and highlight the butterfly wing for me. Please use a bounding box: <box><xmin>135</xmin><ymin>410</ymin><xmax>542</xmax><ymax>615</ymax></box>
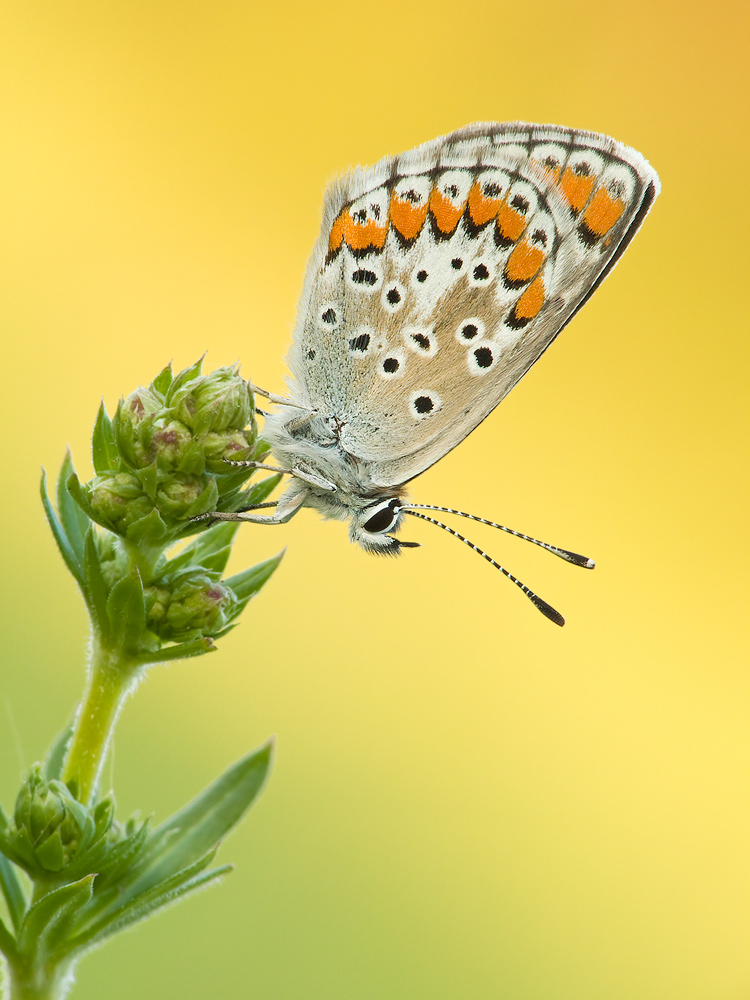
<box><xmin>287</xmin><ymin>122</ymin><xmax>659</xmax><ymax>489</ymax></box>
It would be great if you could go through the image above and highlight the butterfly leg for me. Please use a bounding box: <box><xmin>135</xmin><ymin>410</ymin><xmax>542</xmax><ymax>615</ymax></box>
<box><xmin>248</xmin><ymin>382</ymin><xmax>316</xmax><ymax>412</ymax></box>
<box><xmin>224</xmin><ymin>459</ymin><xmax>337</xmax><ymax>492</ymax></box>
<box><xmin>194</xmin><ymin>507</ymin><xmax>294</xmax><ymax>526</ymax></box>
<box><xmin>192</xmin><ymin>486</ymin><xmax>307</xmax><ymax>526</ymax></box>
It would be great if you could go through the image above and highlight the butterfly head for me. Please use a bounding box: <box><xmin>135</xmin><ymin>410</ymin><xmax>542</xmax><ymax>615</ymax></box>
<box><xmin>350</xmin><ymin>497</ymin><xmax>419</xmax><ymax>555</ymax></box>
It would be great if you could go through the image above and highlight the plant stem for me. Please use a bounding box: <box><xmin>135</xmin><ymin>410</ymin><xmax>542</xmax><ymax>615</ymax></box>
<box><xmin>6</xmin><ymin>961</ymin><xmax>74</xmax><ymax>1000</ymax></box>
<box><xmin>61</xmin><ymin>643</ymin><xmax>139</xmax><ymax>808</ymax></box>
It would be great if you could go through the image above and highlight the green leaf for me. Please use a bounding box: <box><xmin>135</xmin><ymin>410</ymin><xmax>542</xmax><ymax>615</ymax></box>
<box><xmin>201</xmin><ymin>623</ymin><xmax>236</xmax><ymax>641</ymax></box>
<box><xmin>35</xmin><ymin>828</ymin><xmax>65</xmax><ymax>871</ymax></box>
<box><xmin>0</xmin><ymin>913</ymin><xmax>18</xmax><ymax>961</ymax></box>
<box><xmin>122</xmin><ymin>740</ymin><xmax>272</xmax><ymax>900</ymax></box>
<box><xmin>40</xmin><ymin>470</ymin><xmax>85</xmax><ymax>589</ymax></box>
<box><xmin>65</xmin><ymin>472</ymin><xmax>98</xmax><ymax>523</ymax></box>
<box><xmin>165</xmin><ymin>358</ymin><xmax>204</xmax><ymax>400</ymax></box>
<box><xmin>0</xmin><ymin>852</ymin><xmax>26</xmax><ymax>936</ymax></box>
<box><xmin>84</xmin><ymin>528</ymin><xmax>111</xmax><ymax>640</ymax></box>
<box><xmin>135</xmin><ymin>462</ymin><xmax>159</xmax><ymax>501</ymax></box>
<box><xmin>124</xmin><ymin>507</ymin><xmax>169</xmax><ymax>548</ymax></box>
<box><xmin>106</xmin><ymin>570</ymin><xmax>146</xmax><ymax>654</ymax></box>
<box><xmin>18</xmin><ymin>874</ymin><xmax>95</xmax><ymax>963</ymax></box>
<box><xmin>150</xmin><ymin>362</ymin><xmax>174</xmax><ymax>397</ymax></box>
<box><xmin>94</xmin><ymin>819</ymin><xmax>150</xmax><ymax>891</ymax></box>
<box><xmin>225</xmin><ymin>550</ymin><xmax>284</xmax><ymax>606</ymax></box>
<box><xmin>183</xmin><ymin>476</ymin><xmax>219</xmax><ymax>518</ymax></box>
<box><xmin>56</xmin><ymin>452</ymin><xmax>90</xmax><ymax>566</ymax></box>
<box><xmin>163</xmin><ymin>521</ymin><xmax>239</xmax><ymax>575</ymax></box>
<box><xmin>66</xmin><ymin>853</ymin><xmax>229</xmax><ymax>956</ymax></box>
<box><xmin>92</xmin><ymin>402</ymin><xmax>120</xmax><ymax>474</ymax></box>
<box><xmin>135</xmin><ymin>636</ymin><xmax>216</xmax><ymax>666</ymax></box>
<box><xmin>253</xmin><ymin>438</ymin><xmax>271</xmax><ymax>463</ymax></box>
<box><xmin>44</xmin><ymin>724</ymin><xmax>74</xmax><ymax>781</ymax></box>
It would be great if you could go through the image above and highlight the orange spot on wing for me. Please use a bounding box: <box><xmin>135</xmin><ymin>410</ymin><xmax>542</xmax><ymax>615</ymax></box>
<box><xmin>560</xmin><ymin>166</ymin><xmax>596</xmax><ymax>213</ymax></box>
<box><xmin>467</xmin><ymin>182</ymin><xmax>502</xmax><ymax>227</ymax></box>
<box><xmin>581</xmin><ymin>185</ymin><xmax>626</xmax><ymax>237</ymax></box>
<box><xmin>328</xmin><ymin>210</ymin><xmax>347</xmax><ymax>254</ymax></box>
<box><xmin>495</xmin><ymin>199</ymin><xmax>526</xmax><ymax>244</ymax></box>
<box><xmin>389</xmin><ymin>191</ymin><xmax>428</xmax><ymax>241</ymax></box>
<box><xmin>342</xmin><ymin>213</ymin><xmax>388</xmax><ymax>252</ymax></box>
<box><xmin>429</xmin><ymin>186</ymin><xmax>465</xmax><ymax>235</ymax></box>
<box><xmin>514</xmin><ymin>276</ymin><xmax>545</xmax><ymax>321</ymax></box>
<box><xmin>503</xmin><ymin>239</ymin><xmax>546</xmax><ymax>285</ymax></box>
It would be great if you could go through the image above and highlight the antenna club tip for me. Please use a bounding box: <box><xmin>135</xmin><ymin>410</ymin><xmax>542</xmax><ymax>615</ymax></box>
<box><xmin>585</xmin><ymin>558</ymin><xmax>596</xmax><ymax>569</ymax></box>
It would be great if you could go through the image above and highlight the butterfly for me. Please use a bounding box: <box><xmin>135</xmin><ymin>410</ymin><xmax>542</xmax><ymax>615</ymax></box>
<box><xmin>203</xmin><ymin>122</ymin><xmax>659</xmax><ymax>625</ymax></box>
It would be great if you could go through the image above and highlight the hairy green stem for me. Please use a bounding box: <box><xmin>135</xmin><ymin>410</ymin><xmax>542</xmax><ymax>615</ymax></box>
<box><xmin>61</xmin><ymin>645</ymin><xmax>139</xmax><ymax>808</ymax></box>
<box><xmin>6</xmin><ymin>961</ymin><xmax>74</xmax><ymax>1000</ymax></box>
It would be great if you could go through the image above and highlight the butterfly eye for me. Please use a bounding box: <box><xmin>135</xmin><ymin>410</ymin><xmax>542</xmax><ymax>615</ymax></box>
<box><xmin>362</xmin><ymin>499</ymin><xmax>400</xmax><ymax>534</ymax></box>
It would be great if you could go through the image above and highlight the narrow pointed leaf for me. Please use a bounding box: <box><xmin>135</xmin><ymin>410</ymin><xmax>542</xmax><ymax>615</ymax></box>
<box><xmin>225</xmin><ymin>551</ymin><xmax>284</xmax><ymax>605</ymax></box>
<box><xmin>84</xmin><ymin>528</ymin><xmax>111</xmax><ymax>640</ymax></box>
<box><xmin>172</xmin><ymin>542</ymin><xmax>234</xmax><ymax>577</ymax></box>
<box><xmin>93</xmin><ymin>819</ymin><xmax>151</xmax><ymax>891</ymax></box>
<box><xmin>65</xmin><ymin>472</ymin><xmax>98</xmax><ymax>523</ymax></box>
<box><xmin>124</xmin><ymin>507</ymin><xmax>169</xmax><ymax>548</ymax></box>
<box><xmin>184</xmin><ymin>477</ymin><xmax>219</xmax><ymax>518</ymax></box>
<box><xmin>67</xmin><ymin>860</ymin><xmax>229</xmax><ymax>956</ymax></box>
<box><xmin>165</xmin><ymin>358</ymin><xmax>204</xmax><ymax>400</ymax></box>
<box><xmin>203</xmin><ymin>623</ymin><xmax>236</xmax><ymax>641</ymax></box>
<box><xmin>136</xmin><ymin>636</ymin><xmax>216</xmax><ymax>665</ymax></box>
<box><xmin>106</xmin><ymin>570</ymin><xmax>146</xmax><ymax>653</ymax></box>
<box><xmin>0</xmin><ymin>853</ymin><xmax>26</xmax><ymax>935</ymax></box>
<box><xmin>44</xmin><ymin>723</ymin><xmax>74</xmax><ymax>782</ymax></box>
<box><xmin>56</xmin><ymin>452</ymin><xmax>90</xmax><ymax>564</ymax></box>
<box><xmin>123</xmin><ymin>740</ymin><xmax>272</xmax><ymax>898</ymax></box>
<box><xmin>92</xmin><ymin>402</ymin><xmax>119</xmax><ymax>474</ymax></box>
<box><xmin>0</xmin><ymin>913</ymin><xmax>18</xmax><ymax>961</ymax></box>
<box><xmin>253</xmin><ymin>439</ymin><xmax>271</xmax><ymax>462</ymax></box>
<box><xmin>79</xmin><ymin>821</ymin><xmax>152</xmax><ymax>924</ymax></box>
<box><xmin>40</xmin><ymin>470</ymin><xmax>85</xmax><ymax>588</ymax></box>
<box><xmin>164</xmin><ymin>521</ymin><xmax>239</xmax><ymax>575</ymax></box>
<box><xmin>150</xmin><ymin>362</ymin><xmax>174</xmax><ymax>396</ymax></box>
<box><xmin>135</xmin><ymin>462</ymin><xmax>159</xmax><ymax>501</ymax></box>
<box><xmin>18</xmin><ymin>874</ymin><xmax>95</xmax><ymax>962</ymax></box>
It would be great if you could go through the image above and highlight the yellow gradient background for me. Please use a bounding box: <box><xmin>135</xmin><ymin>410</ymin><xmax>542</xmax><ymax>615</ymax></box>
<box><xmin>1</xmin><ymin>2</ymin><xmax>748</xmax><ymax>998</ymax></box>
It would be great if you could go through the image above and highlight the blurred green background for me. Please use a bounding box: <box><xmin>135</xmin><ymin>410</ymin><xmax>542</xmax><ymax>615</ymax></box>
<box><xmin>1</xmin><ymin>2</ymin><xmax>748</xmax><ymax>998</ymax></box>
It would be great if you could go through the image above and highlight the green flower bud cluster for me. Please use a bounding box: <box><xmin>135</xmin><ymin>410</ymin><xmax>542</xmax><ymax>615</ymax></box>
<box><xmin>0</xmin><ymin>766</ymin><xmax>115</xmax><ymax>883</ymax></box>
<box><xmin>41</xmin><ymin>359</ymin><xmax>283</xmax><ymax>667</ymax></box>
<box><xmin>70</xmin><ymin>360</ymin><xmax>271</xmax><ymax>540</ymax></box>
<box><xmin>145</xmin><ymin>571</ymin><xmax>238</xmax><ymax>643</ymax></box>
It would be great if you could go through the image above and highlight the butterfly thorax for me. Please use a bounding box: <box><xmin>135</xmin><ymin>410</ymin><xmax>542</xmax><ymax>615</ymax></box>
<box><xmin>262</xmin><ymin>406</ymin><xmax>409</xmax><ymax>554</ymax></box>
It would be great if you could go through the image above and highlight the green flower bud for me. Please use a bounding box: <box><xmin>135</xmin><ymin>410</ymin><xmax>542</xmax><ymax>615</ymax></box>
<box><xmin>148</xmin><ymin>417</ymin><xmax>200</xmax><ymax>473</ymax></box>
<box><xmin>154</xmin><ymin>473</ymin><xmax>214</xmax><ymax>519</ymax></box>
<box><xmin>1</xmin><ymin>766</ymin><xmax>98</xmax><ymax>877</ymax></box>
<box><xmin>145</xmin><ymin>571</ymin><xmax>238</xmax><ymax>641</ymax></box>
<box><xmin>144</xmin><ymin>583</ymin><xmax>171</xmax><ymax>626</ymax></box>
<box><xmin>116</xmin><ymin>386</ymin><xmax>164</xmax><ymax>468</ymax></box>
<box><xmin>202</xmin><ymin>428</ymin><xmax>256</xmax><ymax>473</ymax></box>
<box><xmin>86</xmin><ymin>472</ymin><xmax>155</xmax><ymax>534</ymax></box>
<box><xmin>167</xmin><ymin>366</ymin><xmax>252</xmax><ymax>436</ymax></box>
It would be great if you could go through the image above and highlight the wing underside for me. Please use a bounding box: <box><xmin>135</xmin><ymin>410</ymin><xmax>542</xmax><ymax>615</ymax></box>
<box><xmin>287</xmin><ymin>122</ymin><xmax>659</xmax><ymax>488</ymax></box>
